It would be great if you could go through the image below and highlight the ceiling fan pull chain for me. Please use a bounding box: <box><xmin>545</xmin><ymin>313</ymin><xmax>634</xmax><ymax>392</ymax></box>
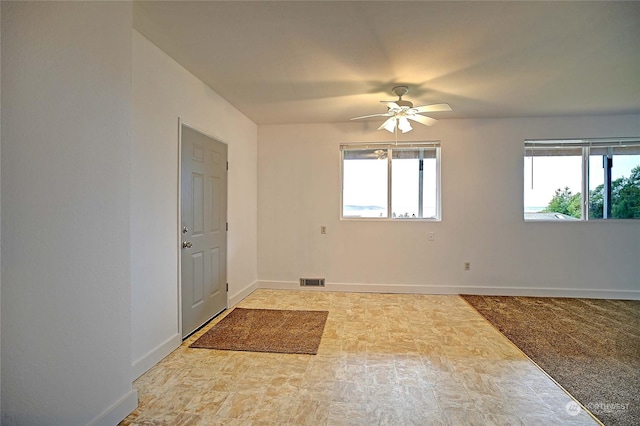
<box><xmin>395</xmin><ymin>119</ymin><xmax>398</xmax><ymax>145</ymax></box>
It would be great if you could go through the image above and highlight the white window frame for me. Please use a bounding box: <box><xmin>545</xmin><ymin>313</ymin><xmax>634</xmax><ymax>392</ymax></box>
<box><xmin>524</xmin><ymin>137</ymin><xmax>640</xmax><ymax>221</ymax></box>
<box><xmin>340</xmin><ymin>141</ymin><xmax>441</xmax><ymax>221</ymax></box>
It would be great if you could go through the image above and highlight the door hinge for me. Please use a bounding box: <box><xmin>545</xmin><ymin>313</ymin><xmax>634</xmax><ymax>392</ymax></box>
<box><xmin>226</xmin><ymin>283</ymin><xmax>229</xmax><ymax>292</ymax></box>
<box><xmin>226</xmin><ymin>161</ymin><xmax>229</xmax><ymax>171</ymax></box>
<box><xmin>226</xmin><ymin>222</ymin><xmax>228</xmax><ymax>231</ymax></box>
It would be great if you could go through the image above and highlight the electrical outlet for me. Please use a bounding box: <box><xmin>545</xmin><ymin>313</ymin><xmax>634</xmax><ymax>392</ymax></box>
<box><xmin>464</xmin><ymin>262</ymin><xmax>471</xmax><ymax>271</ymax></box>
<box><xmin>428</xmin><ymin>232</ymin><xmax>435</xmax><ymax>241</ymax></box>
<box><xmin>320</xmin><ymin>226</ymin><xmax>327</xmax><ymax>234</ymax></box>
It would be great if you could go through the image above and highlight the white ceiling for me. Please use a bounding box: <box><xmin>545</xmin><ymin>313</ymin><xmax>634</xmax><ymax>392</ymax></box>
<box><xmin>133</xmin><ymin>1</ymin><xmax>640</xmax><ymax>125</ymax></box>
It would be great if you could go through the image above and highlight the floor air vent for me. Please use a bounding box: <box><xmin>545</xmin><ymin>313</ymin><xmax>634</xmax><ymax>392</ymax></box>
<box><xmin>300</xmin><ymin>278</ymin><xmax>325</xmax><ymax>287</ymax></box>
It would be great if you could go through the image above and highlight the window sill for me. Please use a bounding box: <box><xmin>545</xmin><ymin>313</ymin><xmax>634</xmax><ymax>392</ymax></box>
<box><xmin>340</xmin><ymin>217</ymin><xmax>442</xmax><ymax>222</ymax></box>
<box><xmin>524</xmin><ymin>218</ymin><xmax>639</xmax><ymax>223</ymax></box>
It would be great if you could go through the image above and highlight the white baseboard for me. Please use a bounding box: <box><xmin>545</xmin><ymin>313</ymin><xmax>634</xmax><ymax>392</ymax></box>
<box><xmin>229</xmin><ymin>280</ymin><xmax>258</xmax><ymax>307</ymax></box>
<box><xmin>129</xmin><ymin>280</ymin><xmax>258</xmax><ymax>383</ymax></box>
<box><xmin>131</xmin><ymin>333</ymin><xmax>181</xmax><ymax>380</ymax></box>
<box><xmin>88</xmin><ymin>388</ymin><xmax>138</xmax><ymax>426</ymax></box>
<box><xmin>455</xmin><ymin>286</ymin><xmax>640</xmax><ymax>300</ymax></box>
<box><xmin>257</xmin><ymin>280</ymin><xmax>640</xmax><ymax>300</ymax></box>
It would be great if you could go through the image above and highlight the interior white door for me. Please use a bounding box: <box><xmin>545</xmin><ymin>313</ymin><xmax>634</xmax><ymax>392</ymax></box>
<box><xmin>181</xmin><ymin>124</ymin><xmax>227</xmax><ymax>338</ymax></box>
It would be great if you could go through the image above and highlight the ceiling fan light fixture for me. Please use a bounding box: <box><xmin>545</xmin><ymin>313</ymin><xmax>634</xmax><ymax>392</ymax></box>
<box><xmin>398</xmin><ymin>117</ymin><xmax>412</xmax><ymax>133</ymax></box>
<box><xmin>383</xmin><ymin>119</ymin><xmax>397</xmax><ymax>133</ymax></box>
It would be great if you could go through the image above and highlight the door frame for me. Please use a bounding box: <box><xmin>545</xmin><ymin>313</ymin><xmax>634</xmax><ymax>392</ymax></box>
<box><xmin>177</xmin><ymin>118</ymin><xmax>229</xmax><ymax>339</ymax></box>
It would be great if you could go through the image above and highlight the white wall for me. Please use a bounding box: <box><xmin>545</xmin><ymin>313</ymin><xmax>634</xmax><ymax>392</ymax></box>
<box><xmin>131</xmin><ymin>31</ymin><xmax>258</xmax><ymax>378</ymax></box>
<box><xmin>258</xmin><ymin>115</ymin><xmax>640</xmax><ymax>299</ymax></box>
<box><xmin>1</xmin><ymin>2</ymin><xmax>136</xmax><ymax>425</ymax></box>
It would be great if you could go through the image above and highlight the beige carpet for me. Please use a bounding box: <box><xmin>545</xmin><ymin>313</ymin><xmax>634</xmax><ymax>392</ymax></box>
<box><xmin>461</xmin><ymin>295</ymin><xmax>640</xmax><ymax>426</ymax></box>
<box><xmin>190</xmin><ymin>308</ymin><xmax>328</xmax><ymax>355</ymax></box>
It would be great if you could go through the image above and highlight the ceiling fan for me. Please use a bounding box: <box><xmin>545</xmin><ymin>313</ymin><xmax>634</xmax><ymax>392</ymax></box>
<box><xmin>351</xmin><ymin>86</ymin><xmax>452</xmax><ymax>133</ymax></box>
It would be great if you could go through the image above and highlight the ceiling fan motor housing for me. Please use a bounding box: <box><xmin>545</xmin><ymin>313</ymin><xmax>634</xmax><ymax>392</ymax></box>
<box><xmin>394</xmin><ymin>100</ymin><xmax>413</xmax><ymax>108</ymax></box>
<box><xmin>391</xmin><ymin>86</ymin><xmax>413</xmax><ymax>108</ymax></box>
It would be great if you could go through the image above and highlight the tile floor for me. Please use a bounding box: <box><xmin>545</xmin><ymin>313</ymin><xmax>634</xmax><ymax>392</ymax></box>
<box><xmin>120</xmin><ymin>290</ymin><xmax>598</xmax><ymax>425</ymax></box>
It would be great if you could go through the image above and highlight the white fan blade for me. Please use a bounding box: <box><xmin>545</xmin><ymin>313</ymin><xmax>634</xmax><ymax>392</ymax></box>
<box><xmin>412</xmin><ymin>103</ymin><xmax>452</xmax><ymax>113</ymax></box>
<box><xmin>351</xmin><ymin>113</ymin><xmax>391</xmax><ymax>120</ymax></box>
<box><xmin>408</xmin><ymin>114</ymin><xmax>438</xmax><ymax>126</ymax></box>
<box><xmin>378</xmin><ymin>117</ymin><xmax>397</xmax><ymax>132</ymax></box>
<box><xmin>380</xmin><ymin>101</ymin><xmax>400</xmax><ymax>109</ymax></box>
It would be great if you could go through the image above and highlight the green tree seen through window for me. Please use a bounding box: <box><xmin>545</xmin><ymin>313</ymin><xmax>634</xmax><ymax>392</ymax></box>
<box><xmin>544</xmin><ymin>166</ymin><xmax>640</xmax><ymax>219</ymax></box>
<box><xmin>589</xmin><ymin>166</ymin><xmax>640</xmax><ymax>219</ymax></box>
<box><xmin>543</xmin><ymin>187</ymin><xmax>581</xmax><ymax>218</ymax></box>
